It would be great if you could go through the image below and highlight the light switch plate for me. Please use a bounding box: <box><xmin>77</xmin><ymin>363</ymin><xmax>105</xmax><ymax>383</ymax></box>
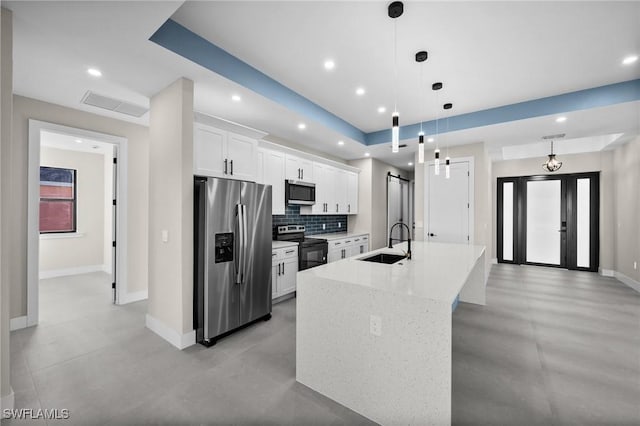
<box><xmin>323</xmin><ymin>224</ymin><xmax>326</xmax><ymax>230</ymax></box>
<box><xmin>161</xmin><ymin>230</ymin><xmax>169</xmax><ymax>243</ymax></box>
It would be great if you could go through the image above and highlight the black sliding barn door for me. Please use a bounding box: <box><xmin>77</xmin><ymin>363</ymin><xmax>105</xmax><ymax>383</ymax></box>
<box><xmin>497</xmin><ymin>172</ymin><xmax>599</xmax><ymax>272</ymax></box>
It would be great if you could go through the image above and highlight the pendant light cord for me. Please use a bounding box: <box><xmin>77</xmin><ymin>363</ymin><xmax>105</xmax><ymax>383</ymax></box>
<box><xmin>420</xmin><ymin>61</ymin><xmax>424</xmax><ymax>133</ymax></box>
<box><xmin>394</xmin><ymin>19</ymin><xmax>398</xmax><ymax>113</ymax></box>
<box><xmin>435</xmin><ymin>89</ymin><xmax>440</xmax><ymax>149</ymax></box>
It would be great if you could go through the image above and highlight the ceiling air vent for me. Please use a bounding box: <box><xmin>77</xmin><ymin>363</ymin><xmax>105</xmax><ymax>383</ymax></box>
<box><xmin>81</xmin><ymin>91</ymin><xmax>149</xmax><ymax>118</ymax></box>
<box><xmin>542</xmin><ymin>133</ymin><xmax>566</xmax><ymax>140</ymax></box>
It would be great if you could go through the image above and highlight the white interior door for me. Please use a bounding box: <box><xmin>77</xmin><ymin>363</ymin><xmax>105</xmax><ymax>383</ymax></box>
<box><xmin>427</xmin><ymin>161</ymin><xmax>470</xmax><ymax>244</ymax></box>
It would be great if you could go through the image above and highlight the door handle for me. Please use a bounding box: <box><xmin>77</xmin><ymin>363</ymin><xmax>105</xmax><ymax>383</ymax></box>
<box><xmin>429</xmin><ymin>233</ymin><xmax>437</xmax><ymax>237</ymax></box>
<box><xmin>230</xmin><ymin>160</ymin><xmax>234</xmax><ymax>176</ymax></box>
<box><xmin>224</xmin><ymin>159</ymin><xmax>228</xmax><ymax>175</ymax></box>
<box><xmin>236</xmin><ymin>204</ymin><xmax>244</xmax><ymax>284</ymax></box>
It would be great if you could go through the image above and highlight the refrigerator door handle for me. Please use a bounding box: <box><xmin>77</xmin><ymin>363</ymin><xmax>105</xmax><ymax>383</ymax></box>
<box><xmin>236</xmin><ymin>204</ymin><xmax>244</xmax><ymax>284</ymax></box>
<box><xmin>241</xmin><ymin>204</ymin><xmax>249</xmax><ymax>283</ymax></box>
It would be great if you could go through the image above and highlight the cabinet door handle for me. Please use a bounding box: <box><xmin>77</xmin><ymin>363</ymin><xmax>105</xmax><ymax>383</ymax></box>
<box><xmin>285</xmin><ymin>249</ymin><xmax>295</xmax><ymax>254</ymax></box>
<box><xmin>230</xmin><ymin>160</ymin><xmax>234</xmax><ymax>175</ymax></box>
<box><xmin>302</xmin><ymin>169</ymin><xmax>304</xmax><ymax>180</ymax></box>
<box><xmin>298</xmin><ymin>168</ymin><xmax>300</xmax><ymax>179</ymax></box>
<box><xmin>278</xmin><ymin>263</ymin><xmax>281</xmax><ymax>275</ymax></box>
<box><xmin>224</xmin><ymin>159</ymin><xmax>228</xmax><ymax>174</ymax></box>
<box><xmin>336</xmin><ymin>204</ymin><xmax>339</xmax><ymax>213</ymax></box>
<box><xmin>348</xmin><ymin>204</ymin><xmax>350</xmax><ymax>213</ymax></box>
<box><xmin>282</xmin><ymin>262</ymin><xmax>285</xmax><ymax>275</ymax></box>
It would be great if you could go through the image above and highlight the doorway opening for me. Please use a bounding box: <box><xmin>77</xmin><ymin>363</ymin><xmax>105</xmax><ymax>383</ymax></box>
<box><xmin>387</xmin><ymin>172</ymin><xmax>414</xmax><ymax>242</ymax></box>
<box><xmin>496</xmin><ymin>172</ymin><xmax>600</xmax><ymax>272</ymax></box>
<box><xmin>27</xmin><ymin>120</ymin><xmax>129</xmax><ymax>327</ymax></box>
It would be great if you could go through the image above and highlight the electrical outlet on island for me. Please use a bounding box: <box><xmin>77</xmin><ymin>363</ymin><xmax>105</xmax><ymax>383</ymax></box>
<box><xmin>338</xmin><ymin>222</ymin><xmax>341</xmax><ymax>228</ymax></box>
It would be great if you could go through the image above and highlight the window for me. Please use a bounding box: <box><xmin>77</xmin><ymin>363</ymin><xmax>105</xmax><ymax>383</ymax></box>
<box><xmin>39</xmin><ymin>166</ymin><xmax>77</xmax><ymax>233</ymax></box>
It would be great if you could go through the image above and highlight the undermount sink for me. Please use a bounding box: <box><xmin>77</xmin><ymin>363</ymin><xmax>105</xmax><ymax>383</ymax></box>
<box><xmin>358</xmin><ymin>253</ymin><xmax>406</xmax><ymax>264</ymax></box>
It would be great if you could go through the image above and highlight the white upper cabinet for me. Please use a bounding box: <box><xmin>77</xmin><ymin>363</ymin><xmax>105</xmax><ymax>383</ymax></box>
<box><xmin>285</xmin><ymin>155</ymin><xmax>314</xmax><ymax>182</ymax></box>
<box><xmin>347</xmin><ymin>171</ymin><xmax>358</xmax><ymax>214</ymax></box>
<box><xmin>194</xmin><ymin>124</ymin><xmax>226</xmax><ymax>177</ymax></box>
<box><xmin>261</xmin><ymin>149</ymin><xmax>286</xmax><ymax>215</ymax></box>
<box><xmin>334</xmin><ymin>169</ymin><xmax>348</xmax><ymax>214</ymax></box>
<box><xmin>301</xmin><ymin>162</ymin><xmax>358</xmax><ymax>216</ymax></box>
<box><xmin>193</xmin><ymin>123</ymin><xmax>257</xmax><ymax>181</ymax></box>
<box><xmin>227</xmin><ymin>133</ymin><xmax>258</xmax><ymax>181</ymax></box>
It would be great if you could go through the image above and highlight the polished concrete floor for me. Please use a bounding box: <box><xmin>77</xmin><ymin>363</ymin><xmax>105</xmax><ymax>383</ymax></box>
<box><xmin>7</xmin><ymin>266</ymin><xmax>640</xmax><ymax>425</ymax></box>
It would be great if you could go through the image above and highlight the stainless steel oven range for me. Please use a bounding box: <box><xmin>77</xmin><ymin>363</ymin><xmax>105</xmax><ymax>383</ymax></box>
<box><xmin>275</xmin><ymin>225</ymin><xmax>328</xmax><ymax>271</ymax></box>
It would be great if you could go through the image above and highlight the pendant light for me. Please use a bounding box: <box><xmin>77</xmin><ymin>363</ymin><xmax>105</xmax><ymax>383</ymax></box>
<box><xmin>432</xmin><ymin>82</ymin><xmax>443</xmax><ymax>175</ymax></box>
<box><xmin>542</xmin><ymin>140</ymin><xmax>563</xmax><ymax>172</ymax></box>
<box><xmin>443</xmin><ymin>102</ymin><xmax>453</xmax><ymax>179</ymax></box>
<box><xmin>388</xmin><ymin>2</ymin><xmax>403</xmax><ymax>153</ymax></box>
<box><xmin>416</xmin><ymin>51</ymin><xmax>428</xmax><ymax>164</ymax></box>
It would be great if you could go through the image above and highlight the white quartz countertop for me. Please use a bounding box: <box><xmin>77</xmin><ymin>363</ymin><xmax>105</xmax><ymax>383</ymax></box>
<box><xmin>298</xmin><ymin>241</ymin><xmax>485</xmax><ymax>304</ymax></box>
<box><xmin>272</xmin><ymin>241</ymin><xmax>299</xmax><ymax>250</ymax></box>
<box><xmin>310</xmin><ymin>232</ymin><xmax>369</xmax><ymax>241</ymax></box>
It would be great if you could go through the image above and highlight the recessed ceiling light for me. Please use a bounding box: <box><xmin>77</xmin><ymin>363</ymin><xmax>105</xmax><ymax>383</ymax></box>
<box><xmin>324</xmin><ymin>59</ymin><xmax>335</xmax><ymax>70</ymax></box>
<box><xmin>337</xmin><ymin>140</ymin><xmax>344</xmax><ymax>146</ymax></box>
<box><xmin>87</xmin><ymin>68</ymin><xmax>102</xmax><ymax>77</ymax></box>
<box><xmin>556</xmin><ymin>116</ymin><xmax>567</xmax><ymax>123</ymax></box>
<box><xmin>408</xmin><ymin>162</ymin><xmax>413</xmax><ymax>166</ymax></box>
<box><xmin>355</xmin><ymin>87</ymin><xmax>366</xmax><ymax>96</ymax></box>
<box><xmin>298</xmin><ymin>123</ymin><xmax>306</xmax><ymax>130</ymax></box>
<box><xmin>75</xmin><ymin>139</ymin><xmax>82</xmax><ymax>144</ymax></box>
<box><xmin>427</xmin><ymin>137</ymin><xmax>434</xmax><ymax>143</ymax></box>
<box><xmin>364</xmin><ymin>152</ymin><xmax>370</xmax><ymax>157</ymax></box>
<box><xmin>231</xmin><ymin>94</ymin><xmax>241</xmax><ymax>102</ymax></box>
<box><xmin>622</xmin><ymin>55</ymin><xmax>638</xmax><ymax>65</ymax></box>
<box><xmin>377</xmin><ymin>106</ymin><xmax>386</xmax><ymax>113</ymax></box>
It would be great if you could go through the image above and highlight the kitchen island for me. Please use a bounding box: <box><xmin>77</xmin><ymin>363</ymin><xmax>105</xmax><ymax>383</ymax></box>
<box><xmin>296</xmin><ymin>241</ymin><xmax>486</xmax><ymax>426</ymax></box>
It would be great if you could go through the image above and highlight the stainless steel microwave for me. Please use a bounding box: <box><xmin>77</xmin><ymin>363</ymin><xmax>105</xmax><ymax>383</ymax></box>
<box><xmin>285</xmin><ymin>180</ymin><xmax>315</xmax><ymax>205</ymax></box>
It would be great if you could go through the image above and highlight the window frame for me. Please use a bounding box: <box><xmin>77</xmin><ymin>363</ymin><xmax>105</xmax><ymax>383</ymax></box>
<box><xmin>39</xmin><ymin>166</ymin><xmax>78</xmax><ymax>234</ymax></box>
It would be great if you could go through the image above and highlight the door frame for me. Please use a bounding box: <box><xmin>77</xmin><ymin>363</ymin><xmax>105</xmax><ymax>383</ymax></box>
<box><xmin>497</xmin><ymin>172</ymin><xmax>600</xmax><ymax>272</ymax></box>
<box><xmin>424</xmin><ymin>156</ymin><xmax>475</xmax><ymax>244</ymax></box>
<box><xmin>27</xmin><ymin>120</ymin><xmax>130</xmax><ymax>327</ymax></box>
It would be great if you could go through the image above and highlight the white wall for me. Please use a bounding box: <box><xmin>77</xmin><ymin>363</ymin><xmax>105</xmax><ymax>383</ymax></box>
<box><xmin>613</xmin><ymin>136</ymin><xmax>640</xmax><ymax>282</ymax></box>
<box><xmin>39</xmin><ymin>146</ymin><xmax>108</xmax><ymax>274</ymax></box>
<box><xmin>147</xmin><ymin>78</ymin><xmax>194</xmax><ymax>346</ymax></box>
<box><xmin>10</xmin><ymin>95</ymin><xmax>149</xmax><ymax>319</ymax></box>
<box><xmin>1</xmin><ymin>6</ymin><xmax>14</xmax><ymax>407</ymax></box>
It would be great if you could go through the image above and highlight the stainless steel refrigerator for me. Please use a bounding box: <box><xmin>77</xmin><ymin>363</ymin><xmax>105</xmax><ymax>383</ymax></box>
<box><xmin>194</xmin><ymin>177</ymin><xmax>272</xmax><ymax>346</ymax></box>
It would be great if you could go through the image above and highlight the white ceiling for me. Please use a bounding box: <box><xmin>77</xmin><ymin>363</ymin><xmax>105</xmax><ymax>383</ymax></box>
<box><xmin>41</xmin><ymin>131</ymin><xmax>113</xmax><ymax>156</ymax></box>
<box><xmin>6</xmin><ymin>1</ymin><xmax>640</xmax><ymax>172</ymax></box>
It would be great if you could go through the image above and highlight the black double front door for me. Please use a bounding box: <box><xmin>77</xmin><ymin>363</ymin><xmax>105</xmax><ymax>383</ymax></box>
<box><xmin>497</xmin><ymin>172</ymin><xmax>599</xmax><ymax>272</ymax></box>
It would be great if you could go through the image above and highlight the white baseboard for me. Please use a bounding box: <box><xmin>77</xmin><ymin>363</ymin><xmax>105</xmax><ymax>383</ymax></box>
<box><xmin>615</xmin><ymin>271</ymin><xmax>640</xmax><ymax>293</ymax></box>
<box><xmin>145</xmin><ymin>313</ymin><xmax>195</xmax><ymax>350</ymax></box>
<box><xmin>119</xmin><ymin>290</ymin><xmax>148</xmax><ymax>305</ymax></box>
<box><xmin>9</xmin><ymin>316</ymin><xmax>28</xmax><ymax>331</ymax></box>
<box><xmin>102</xmin><ymin>264</ymin><xmax>113</xmax><ymax>274</ymax></box>
<box><xmin>600</xmin><ymin>268</ymin><xmax>615</xmax><ymax>277</ymax></box>
<box><xmin>39</xmin><ymin>264</ymin><xmax>106</xmax><ymax>279</ymax></box>
<box><xmin>491</xmin><ymin>258</ymin><xmax>498</xmax><ymax>264</ymax></box>
<box><xmin>1</xmin><ymin>388</ymin><xmax>14</xmax><ymax>412</ymax></box>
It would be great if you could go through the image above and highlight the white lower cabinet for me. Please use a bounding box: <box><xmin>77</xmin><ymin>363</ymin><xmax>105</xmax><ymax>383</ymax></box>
<box><xmin>272</xmin><ymin>246</ymin><xmax>298</xmax><ymax>299</ymax></box>
<box><xmin>327</xmin><ymin>234</ymin><xmax>370</xmax><ymax>263</ymax></box>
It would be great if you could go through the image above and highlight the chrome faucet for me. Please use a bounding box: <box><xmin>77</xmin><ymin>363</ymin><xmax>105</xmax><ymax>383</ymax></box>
<box><xmin>388</xmin><ymin>222</ymin><xmax>412</xmax><ymax>260</ymax></box>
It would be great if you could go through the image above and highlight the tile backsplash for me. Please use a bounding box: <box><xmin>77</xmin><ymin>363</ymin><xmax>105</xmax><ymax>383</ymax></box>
<box><xmin>273</xmin><ymin>205</ymin><xmax>347</xmax><ymax>237</ymax></box>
